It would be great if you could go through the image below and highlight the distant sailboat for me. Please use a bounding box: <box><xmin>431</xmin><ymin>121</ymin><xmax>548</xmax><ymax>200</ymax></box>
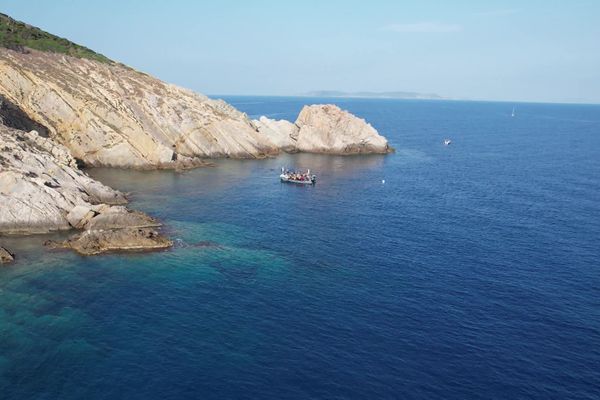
<box><xmin>511</xmin><ymin>107</ymin><xmax>516</xmax><ymax>117</ymax></box>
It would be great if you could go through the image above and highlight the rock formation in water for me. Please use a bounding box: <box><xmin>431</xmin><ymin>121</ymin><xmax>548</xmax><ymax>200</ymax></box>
<box><xmin>0</xmin><ymin>246</ymin><xmax>14</xmax><ymax>263</ymax></box>
<box><xmin>48</xmin><ymin>227</ymin><xmax>172</xmax><ymax>256</ymax></box>
<box><xmin>254</xmin><ymin>104</ymin><xmax>392</xmax><ymax>154</ymax></box>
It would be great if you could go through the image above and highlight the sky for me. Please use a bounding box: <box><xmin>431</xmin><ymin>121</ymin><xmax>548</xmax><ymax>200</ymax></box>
<box><xmin>2</xmin><ymin>0</ymin><xmax>600</xmax><ymax>103</ymax></box>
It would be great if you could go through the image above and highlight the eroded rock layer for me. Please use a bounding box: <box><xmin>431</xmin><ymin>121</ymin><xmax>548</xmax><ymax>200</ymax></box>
<box><xmin>0</xmin><ymin>48</ymin><xmax>279</xmax><ymax>169</ymax></box>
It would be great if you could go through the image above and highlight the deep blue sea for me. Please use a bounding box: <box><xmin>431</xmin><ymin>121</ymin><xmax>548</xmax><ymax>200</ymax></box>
<box><xmin>1</xmin><ymin>97</ymin><xmax>599</xmax><ymax>399</ymax></box>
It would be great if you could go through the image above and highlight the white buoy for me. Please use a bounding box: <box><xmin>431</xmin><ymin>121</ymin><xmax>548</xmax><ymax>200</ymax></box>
<box><xmin>382</xmin><ymin>179</ymin><xmax>386</xmax><ymax>184</ymax></box>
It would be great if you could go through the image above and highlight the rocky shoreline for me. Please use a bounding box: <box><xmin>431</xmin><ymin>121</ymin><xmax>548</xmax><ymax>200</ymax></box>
<box><xmin>0</xmin><ymin>123</ymin><xmax>173</xmax><ymax>257</ymax></box>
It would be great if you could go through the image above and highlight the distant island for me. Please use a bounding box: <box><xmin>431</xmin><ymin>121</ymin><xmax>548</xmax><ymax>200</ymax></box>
<box><xmin>304</xmin><ymin>90</ymin><xmax>445</xmax><ymax>100</ymax></box>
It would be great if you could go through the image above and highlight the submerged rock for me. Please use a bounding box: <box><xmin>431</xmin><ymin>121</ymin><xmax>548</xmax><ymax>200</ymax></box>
<box><xmin>193</xmin><ymin>241</ymin><xmax>224</xmax><ymax>249</ymax></box>
<box><xmin>0</xmin><ymin>246</ymin><xmax>14</xmax><ymax>263</ymax></box>
<box><xmin>255</xmin><ymin>104</ymin><xmax>392</xmax><ymax>155</ymax></box>
<box><xmin>51</xmin><ymin>228</ymin><xmax>172</xmax><ymax>256</ymax></box>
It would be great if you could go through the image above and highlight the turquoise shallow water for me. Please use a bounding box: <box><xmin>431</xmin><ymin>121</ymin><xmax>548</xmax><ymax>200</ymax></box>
<box><xmin>1</xmin><ymin>97</ymin><xmax>600</xmax><ymax>399</ymax></box>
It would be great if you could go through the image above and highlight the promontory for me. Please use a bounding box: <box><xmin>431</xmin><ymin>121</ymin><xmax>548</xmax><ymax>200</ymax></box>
<box><xmin>0</xmin><ymin>13</ymin><xmax>392</xmax><ymax>256</ymax></box>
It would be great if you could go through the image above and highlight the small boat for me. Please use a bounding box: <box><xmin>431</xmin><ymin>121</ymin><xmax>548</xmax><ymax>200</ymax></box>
<box><xmin>444</xmin><ymin>139</ymin><xmax>452</xmax><ymax>146</ymax></box>
<box><xmin>511</xmin><ymin>107</ymin><xmax>516</xmax><ymax>117</ymax></box>
<box><xmin>280</xmin><ymin>168</ymin><xmax>316</xmax><ymax>185</ymax></box>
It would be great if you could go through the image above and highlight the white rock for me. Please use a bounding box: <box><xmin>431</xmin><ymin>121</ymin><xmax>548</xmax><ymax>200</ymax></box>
<box><xmin>295</xmin><ymin>105</ymin><xmax>391</xmax><ymax>154</ymax></box>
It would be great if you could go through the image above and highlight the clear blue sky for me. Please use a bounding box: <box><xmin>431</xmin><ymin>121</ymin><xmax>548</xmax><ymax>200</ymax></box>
<box><xmin>2</xmin><ymin>0</ymin><xmax>600</xmax><ymax>103</ymax></box>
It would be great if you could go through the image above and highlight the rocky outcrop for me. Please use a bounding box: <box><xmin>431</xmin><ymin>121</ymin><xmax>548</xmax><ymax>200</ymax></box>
<box><xmin>0</xmin><ymin>122</ymin><xmax>172</xmax><ymax>254</ymax></box>
<box><xmin>0</xmin><ymin>48</ymin><xmax>279</xmax><ymax>169</ymax></box>
<box><xmin>295</xmin><ymin>105</ymin><xmax>392</xmax><ymax>154</ymax></box>
<box><xmin>254</xmin><ymin>105</ymin><xmax>392</xmax><ymax>155</ymax></box>
<box><xmin>0</xmin><ymin>124</ymin><xmax>128</xmax><ymax>234</ymax></box>
<box><xmin>50</xmin><ymin>228</ymin><xmax>172</xmax><ymax>256</ymax></box>
<box><xmin>0</xmin><ymin>246</ymin><xmax>14</xmax><ymax>263</ymax></box>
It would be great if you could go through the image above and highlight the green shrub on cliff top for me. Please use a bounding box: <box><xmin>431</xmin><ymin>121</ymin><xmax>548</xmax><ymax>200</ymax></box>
<box><xmin>0</xmin><ymin>13</ymin><xmax>112</xmax><ymax>63</ymax></box>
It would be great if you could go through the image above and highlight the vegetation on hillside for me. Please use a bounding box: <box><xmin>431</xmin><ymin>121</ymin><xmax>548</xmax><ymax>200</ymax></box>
<box><xmin>0</xmin><ymin>13</ymin><xmax>112</xmax><ymax>63</ymax></box>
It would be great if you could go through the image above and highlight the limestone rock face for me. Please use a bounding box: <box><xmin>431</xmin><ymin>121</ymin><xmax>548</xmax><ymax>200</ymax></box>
<box><xmin>0</xmin><ymin>124</ymin><xmax>126</xmax><ymax>233</ymax></box>
<box><xmin>0</xmin><ymin>48</ymin><xmax>279</xmax><ymax>168</ymax></box>
<box><xmin>0</xmin><ymin>246</ymin><xmax>14</xmax><ymax>263</ymax></box>
<box><xmin>255</xmin><ymin>105</ymin><xmax>392</xmax><ymax>155</ymax></box>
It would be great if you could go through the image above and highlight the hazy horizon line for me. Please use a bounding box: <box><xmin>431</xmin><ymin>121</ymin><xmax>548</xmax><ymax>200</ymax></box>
<box><xmin>206</xmin><ymin>93</ymin><xmax>600</xmax><ymax>107</ymax></box>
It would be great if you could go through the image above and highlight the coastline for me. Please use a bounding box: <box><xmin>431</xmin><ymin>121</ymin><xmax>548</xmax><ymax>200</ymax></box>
<box><xmin>0</xmin><ymin>15</ymin><xmax>392</xmax><ymax>258</ymax></box>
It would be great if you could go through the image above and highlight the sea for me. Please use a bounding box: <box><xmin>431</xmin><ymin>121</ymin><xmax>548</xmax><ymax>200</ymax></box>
<box><xmin>1</xmin><ymin>97</ymin><xmax>599</xmax><ymax>400</ymax></box>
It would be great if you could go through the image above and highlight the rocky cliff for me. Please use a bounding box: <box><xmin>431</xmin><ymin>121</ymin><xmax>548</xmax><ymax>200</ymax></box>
<box><xmin>0</xmin><ymin>48</ymin><xmax>281</xmax><ymax>169</ymax></box>
<box><xmin>0</xmin><ymin>13</ymin><xmax>392</xmax><ymax>171</ymax></box>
